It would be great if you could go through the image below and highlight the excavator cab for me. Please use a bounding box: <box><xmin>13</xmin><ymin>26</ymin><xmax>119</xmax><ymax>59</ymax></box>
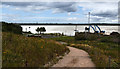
<box><xmin>100</xmin><ymin>31</ymin><xmax>105</xmax><ymax>33</ymax></box>
<box><xmin>95</xmin><ymin>31</ymin><xmax>99</xmax><ymax>33</ymax></box>
<box><xmin>100</xmin><ymin>31</ymin><xmax>105</xmax><ymax>34</ymax></box>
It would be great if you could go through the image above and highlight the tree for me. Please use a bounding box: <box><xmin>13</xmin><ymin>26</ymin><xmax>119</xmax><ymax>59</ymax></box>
<box><xmin>40</xmin><ymin>27</ymin><xmax>46</xmax><ymax>34</ymax></box>
<box><xmin>36</xmin><ymin>27</ymin><xmax>40</xmax><ymax>34</ymax></box>
<box><xmin>36</xmin><ymin>27</ymin><xmax>46</xmax><ymax>34</ymax></box>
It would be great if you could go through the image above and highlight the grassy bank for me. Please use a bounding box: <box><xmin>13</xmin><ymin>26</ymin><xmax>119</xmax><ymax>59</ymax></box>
<box><xmin>2</xmin><ymin>32</ymin><xmax>69</xmax><ymax>67</ymax></box>
<box><xmin>49</xmin><ymin>36</ymin><xmax>75</xmax><ymax>44</ymax></box>
<box><xmin>49</xmin><ymin>36</ymin><xmax>119</xmax><ymax>68</ymax></box>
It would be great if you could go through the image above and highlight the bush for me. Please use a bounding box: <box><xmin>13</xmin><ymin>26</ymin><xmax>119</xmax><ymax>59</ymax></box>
<box><xmin>110</xmin><ymin>32</ymin><xmax>120</xmax><ymax>36</ymax></box>
<box><xmin>75</xmin><ymin>32</ymin><xmax>99</xmax><ymax>40</ymax></box>
<box><xmin>100</xmin><ymin>36</ymin><xmax>120</xmax><ymax>43</ymax></box>
<box><xmin>2</xmin><ymin>22</ymin><xmax>22</xmax><ymax>34</ymax></box>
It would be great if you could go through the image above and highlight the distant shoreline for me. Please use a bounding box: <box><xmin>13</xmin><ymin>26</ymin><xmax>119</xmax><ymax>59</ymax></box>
<box><xmin>1</xmin><ymin>22</ymin><xmax>120</xmax><ymax>26</ymax></box>
<box><xmin>19</xmin><ymin>23</ymin><xmax>120</xmax><ymax>26</ymax></box>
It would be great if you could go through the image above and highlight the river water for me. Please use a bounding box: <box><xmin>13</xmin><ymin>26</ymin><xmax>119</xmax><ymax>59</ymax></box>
<box><xmin>21</xmin><ymin>25</ymin><xmax>120</xmax><ymax>36</ymax></box>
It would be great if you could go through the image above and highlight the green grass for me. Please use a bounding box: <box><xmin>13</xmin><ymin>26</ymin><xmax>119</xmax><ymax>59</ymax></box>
<box><xmin>48</xmin><ymin>36</ymin><xmax>75</xmax><ymax>44</ymax></box>
<box><xmin>49</xmin><ymin>35</ymin><xmax>119</xmax><ymax>68</ymax></box>
<box><xmin>2</xmin><ymin>32</ymin><xmax>69</xmax><ymax>67</ymax></box>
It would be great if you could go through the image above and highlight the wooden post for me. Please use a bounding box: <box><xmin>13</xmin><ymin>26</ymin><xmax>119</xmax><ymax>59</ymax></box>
<box><xmin>108</xmin><ymin>56</ymin><xmax>111</xmax><ymax>68</ymax></box>
<box><xmin>25</xmin><ymin>61</ymin><xmax>28</xmax><ymax>67</ymax></box>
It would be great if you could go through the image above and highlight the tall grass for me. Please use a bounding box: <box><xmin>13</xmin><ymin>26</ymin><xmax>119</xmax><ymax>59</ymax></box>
<box><xmin>50</xmin><ymin>36</ymin><xmax>119</xmax><ymax>68</ymax></box>
<box><xmin>2</xmin><ymin>32</ymin><xmax>68</xmax><ymax>67</ymax></box>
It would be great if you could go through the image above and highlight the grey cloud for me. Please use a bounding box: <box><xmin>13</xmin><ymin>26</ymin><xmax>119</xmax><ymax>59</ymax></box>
<box><xmin>2</xmin><ymin>2</ymin><xmax>78</xmax><ymax>13</ymax></box>
<box><xmin>2</xmin><ymin>2</ymin><xmax>118</xmax><ymax>23</ymax></box>
<box><xmin>92</xmin><ymin>18</ymin><xmax>103</xmax><ymax>22</ymax></box>
<box><xmin>61</xmin><ymin>5</ymin><xmax>77</xmax><ymax>12</ymax></box>
<box><xmin>49</xmin><ymin>2</ymin><xmax>74</xmax><ymax>8</ymax></box>
<box><xmin>92</xmin><ymin>11</ymin><xmax>117</xmax><ymax>18</ymax></box>
<box><xmin>49</xmin><ymin>2</ymin><xmax>77</xmax><ymax>12</ymax></box>
<box><xmin>2</xmin><ymin>2</ymin><xmax>33</xmax><ymax>7</ymax></box>
<box><xmin>118</xmin><ymin>1</ymin><xmax>120</xmax><ymax>22</ymax></box>
<box><xmin>91</xmin><ymin>14</ymin><xmax>118</xmax><ymax>23</ymax></box>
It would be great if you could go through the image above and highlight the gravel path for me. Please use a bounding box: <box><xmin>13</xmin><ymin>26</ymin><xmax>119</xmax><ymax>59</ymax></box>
<box><xmin>52</xmin><ymin>46</ymin><xmax>95</xmax><ymax>67</ymax></box>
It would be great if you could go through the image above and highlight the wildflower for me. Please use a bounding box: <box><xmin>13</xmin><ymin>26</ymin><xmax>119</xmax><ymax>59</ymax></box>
<box><xmin>3</xmin><ymin>50</ymin><xmax>9</xmax><ymax>54</ymax></box>
<box><xmin>71</xmin><ymin>44</ymin><xmax>75</xmax><ymax>46</ymax></box>
<box><xmin>41</xmin><ymin>46</ymin><xmax>43</xmax><ymax>48</ymax></box>
<box><xmin>56</xmin><ymin>54</ymin><xmax>59</xmax><ymax>56</ymax></box>
<box><xmin>88</xmin><ymin>46</ymin><xmax>92</xmax><ymax>48</ymax></box>
<box><xmin>41</xmin><ymin>39</ymin><xmax>44</xmax><ymax>42</ymax></box>
<box><xmin>3</xmin><ymin>52</ymin><xmax>7</xmax><ymax>54</ymax></box>
<box><xmin>84</xmin><ymin>44</ymin><xmax>89</xmax><ymax>47</ymax></box>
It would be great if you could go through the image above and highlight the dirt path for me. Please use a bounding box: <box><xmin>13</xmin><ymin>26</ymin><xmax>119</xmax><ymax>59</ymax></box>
<box><xmin>52</xmin><ymin>46</ymin><xmax>95</xmax><ymax>67</ymax></box>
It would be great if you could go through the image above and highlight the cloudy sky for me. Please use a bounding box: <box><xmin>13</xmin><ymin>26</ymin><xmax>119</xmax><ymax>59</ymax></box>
<box><xmin>0</xmin><ymin>0</ymin><xmax>119</xmax><ymax>23</ymax></box>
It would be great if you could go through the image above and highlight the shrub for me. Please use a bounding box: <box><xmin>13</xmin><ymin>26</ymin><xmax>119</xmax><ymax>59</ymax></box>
<box><xmin>75</xmin><ymin>32</ymin><xmax>99</xmax><ymax>40</ymax></box>
<box><xmin>100</xmin><ymin>36</ymin><xmax>120</xmax><ymax>43</ymax></box>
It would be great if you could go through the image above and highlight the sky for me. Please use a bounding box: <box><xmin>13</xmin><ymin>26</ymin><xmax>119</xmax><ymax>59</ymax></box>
<box><xmin>0</xmin><ymin>0</ymin><xmax>119</xmax><ymax>23</ymax></box>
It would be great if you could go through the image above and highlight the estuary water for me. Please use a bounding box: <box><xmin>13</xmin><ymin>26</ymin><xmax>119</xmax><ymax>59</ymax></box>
<box><xmin>21</xmin><ymin>25</ymin><xmax>120</xmax><ymax>36</ymax></box>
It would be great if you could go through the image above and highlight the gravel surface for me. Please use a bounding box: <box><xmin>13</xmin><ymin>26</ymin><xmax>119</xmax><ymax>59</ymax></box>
<box><xmin>52</xmin><ymin>46</ymin><xmax>95</xmax><ymax>67</ymax></box>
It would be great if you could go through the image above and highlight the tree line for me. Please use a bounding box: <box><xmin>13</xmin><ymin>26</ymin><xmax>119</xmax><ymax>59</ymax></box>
<box><xmin>1</xmin><ymin>21</ymin><xmax>22</xmax><ymax>34</ymax></box>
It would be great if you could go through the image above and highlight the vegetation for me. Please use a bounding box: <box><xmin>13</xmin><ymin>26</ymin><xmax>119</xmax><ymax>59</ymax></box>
<box><xmin>49</xmin><ymin>36</ymin><xmax>75</xmax><ymax>44</ymax></box>
<box><xmin>17</xmin><ymin>23</ymin><xmax>120</xmax><ymax>26</ymax></box>
<box><xmin>2</xmin><ymin>22</ymin><xmax>69</xmax><ymax>67</ymax></box>
<box><xmin>1</xmin><ymin>21</ymin><xmax>119</xmax><ymax>68</ymax></box>
<box><xmin>36</xmin><ymin>27</ymin><xmax>46</xmax><ymax>34</ymax></box>
<box><xmin>23</xmin><ymin>31</ymin><xmax>32</xmax><ymax>34</ymax></box>
<box><xmin>70</xmin><ymin>42</ymin><xmax>119</xmax><ymax>68</ymax></box>
<box><xmin>75</xmin><ymin>32</ymin><xmax>100</xmax><ymax>40</ymax></box>
<box><xmin>2</xmin><ymin>22</ymin><xmax>22</xmax><ymax>34</ymax></box>
<box><xmin>49</xmin><ymin>34</ymin><xmax>119</xmax><ymax>68</ymax></box>
<box><xmin>2</xmin><ymin>32</ymin><xmax>68</xmax><ymax>67</ymax></box>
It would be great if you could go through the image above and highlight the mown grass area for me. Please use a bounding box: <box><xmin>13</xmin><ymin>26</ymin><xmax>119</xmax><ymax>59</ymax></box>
<box><xmin>48</xmin><ymin>36</ymin><xmax>75</xmax><ymax>44</ymax></box>
<box><xmin>2</xmin><ymin>32</ymin><xmax>69</xmax><ymax>67</ymax></box>
<box><xmin>49</xmin><ymin>35</ymin><xmax>119</xmax><ymax>68</ymax></box>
